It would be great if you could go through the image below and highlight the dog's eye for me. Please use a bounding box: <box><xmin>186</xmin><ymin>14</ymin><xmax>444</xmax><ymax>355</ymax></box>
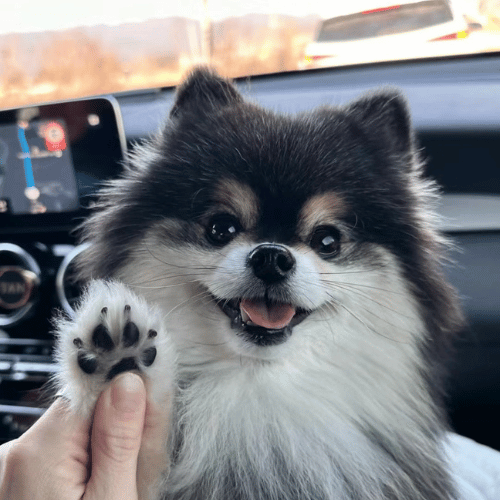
<box><xmin>310</xmin><ymin>226</ymin><xmax>341</xmax><ymax>257</ymax></box>
<box><xmin>207</xmin><ymin>215</ymin><xmax>241</xmax><ymax>246</ymax></box>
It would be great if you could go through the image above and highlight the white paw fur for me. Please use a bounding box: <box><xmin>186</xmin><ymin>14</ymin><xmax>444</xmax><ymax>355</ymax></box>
<box><xmin>52</xmin><ymin>280</ymin><xmax>176</xmax><ymax>416</ymax></box>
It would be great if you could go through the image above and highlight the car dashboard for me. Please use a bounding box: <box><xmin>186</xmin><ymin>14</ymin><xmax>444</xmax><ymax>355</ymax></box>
<box><xmin>1</xmin><ymin>53</ymin><xmax>499</xmax><ymax>450</ymax></box>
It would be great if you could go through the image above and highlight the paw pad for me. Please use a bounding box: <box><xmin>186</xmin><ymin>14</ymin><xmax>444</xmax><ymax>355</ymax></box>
<box><xmin>77</xmin><ymin>352</ymin><xmax>98</xmax><ymax>374</ymax></box>
<box><xmin>73</xmin><ymin>304</ymin><xmax>158</xmax><ymax>380</ymax></box>
<box><xmin>142</xmin><ymin>346</ymin><xmax>157</xmax><ymax>366</ymax></box>
<box><xmin>106</xmin><ymin>357</ymin><xmax>139</xmax><ymax>380</ymax></box>
<box><xmin>92</xmin><ymin>324</ymin><xmax>114</xmax><ymax>351</ymax></box>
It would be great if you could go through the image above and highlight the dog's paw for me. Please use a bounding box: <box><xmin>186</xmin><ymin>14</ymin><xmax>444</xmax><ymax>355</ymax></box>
<box><xmin>71</xmin><ymin>303</ymin><xmax>159</xmax><ymax>379</ymax></box>
<box><xmin>53</xmin><ymin>280</ymin><xmax>176</xmax><ymax>416</ymax></box>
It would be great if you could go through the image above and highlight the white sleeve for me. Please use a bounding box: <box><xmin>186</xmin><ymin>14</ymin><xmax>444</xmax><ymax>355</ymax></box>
<box><xmin>445</xmin><ymin>433</ymin><xmax>500</xmax><ymax>500</ymax></box>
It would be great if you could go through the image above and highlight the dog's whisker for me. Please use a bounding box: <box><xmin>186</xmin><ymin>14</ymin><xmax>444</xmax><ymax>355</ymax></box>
<box><xmin>130</xmin><ymin>280</ymin><xmax>201</xmax><ymax>290</ymax></box>
<box><xmin>324</xmin><ymin>293</ymin><xmax>410</xmax><ymax>344</ymax></box>
<box><xmin>185</xmin><ymin>340</ymin><xmax>230</xmax><ymax>348</ymax></box>
<box><xmin>142</xmin><ymin>242</ymin><xmax>218</xmax><ymax>271</ymax></box>
<box><xmin>319</xmin><ymin>279</ymin><xmax>404</xmax><ymax>296</ymax></box>
<box><xmin>322</xmin><ymin>281</ymin><xmax>415</xmax><ymax>322</ymax></box>
<box><xmin>124</xmin><ymin>269</ymin><xmax>239</xmax><ymax>287</ymax></box>
<box><xmin>161</xmin><ymin>289</ymin><xmax>213</xmax><ymax>320</ymax></box>
<box><xmin>316</xmin><ymin>267</ymin><xmax>388</xmax><ymax>276</ymax></box>
<box><xmin>127</xmin><ymin>274</ymin><xmax>210</xmax><ymax>286</ymax></box>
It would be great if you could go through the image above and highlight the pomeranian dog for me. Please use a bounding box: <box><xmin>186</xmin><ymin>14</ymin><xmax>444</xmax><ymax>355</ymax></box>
<box><xmin>54</xmin><ymin>68</ymin><xmax>463</xmax><ymax>500</ymax></box>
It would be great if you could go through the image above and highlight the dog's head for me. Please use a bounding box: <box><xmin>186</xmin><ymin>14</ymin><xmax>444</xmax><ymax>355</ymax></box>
<box><xmin>78</xmin><ymin>68</ymin><xmax>461</xmax><ymax>361</ymax></box>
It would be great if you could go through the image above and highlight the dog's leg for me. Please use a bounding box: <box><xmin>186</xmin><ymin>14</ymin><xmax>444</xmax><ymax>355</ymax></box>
<box><xmin>53</xmin><ymin>279</ymin><xmax>176</xmax><ymax>499</ymax></box>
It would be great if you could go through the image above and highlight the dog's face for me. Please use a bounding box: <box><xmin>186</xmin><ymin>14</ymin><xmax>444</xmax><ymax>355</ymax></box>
<box><xmin>79</xmin><ymin>69</ymin><xmax>460</xmax><ymax>363</ymax></box>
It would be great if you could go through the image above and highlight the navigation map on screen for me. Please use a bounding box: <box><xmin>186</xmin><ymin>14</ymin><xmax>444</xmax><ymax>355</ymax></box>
<box><xmin>0</xmin><ymin>119</ymin><xmax>79</xmax><ymax>215</ymax></box>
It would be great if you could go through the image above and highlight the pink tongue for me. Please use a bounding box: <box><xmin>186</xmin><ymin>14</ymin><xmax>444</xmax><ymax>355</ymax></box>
<box><xmin>240</xmin><ymin>299</ymin><xmax>296</xmax><ymax>330</ymax></box>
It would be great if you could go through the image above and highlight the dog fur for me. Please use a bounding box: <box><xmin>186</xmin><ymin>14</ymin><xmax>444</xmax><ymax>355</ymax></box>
<box><xmin>54</xmin><ymin>68</ymin><xmax>463</xmax><ymax>500</ymax></box>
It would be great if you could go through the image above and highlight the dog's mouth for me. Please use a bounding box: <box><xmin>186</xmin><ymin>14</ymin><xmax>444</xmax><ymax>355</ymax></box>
<box><xmin>217</xmin><ymin>297</ymin><xmax>310</xmax><ymax>346</ymax></box>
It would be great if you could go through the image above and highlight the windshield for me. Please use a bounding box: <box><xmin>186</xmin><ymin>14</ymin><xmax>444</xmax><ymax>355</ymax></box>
<box><xmin>0</xmin><ymin>0</ymin><xmax>498</xmax><ymax>108</ymax></box>
<box><xmin>317</xmin><ymin>1</ymin><xmax>454</xmax><ymax>42</ymax></box>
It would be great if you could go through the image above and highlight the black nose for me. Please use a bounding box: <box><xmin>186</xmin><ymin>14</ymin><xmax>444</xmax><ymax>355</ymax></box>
<box><xmin>248</xmin><ymin>244</ymin><xmax>295</xmax><ymax>283</ymax></box>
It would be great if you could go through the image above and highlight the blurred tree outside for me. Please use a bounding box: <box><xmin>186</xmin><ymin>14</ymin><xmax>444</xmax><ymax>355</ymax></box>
<box><xmin>0</xmin><ymin>15</ymin><xmax>317</xmax><ymax>108</ymax></box>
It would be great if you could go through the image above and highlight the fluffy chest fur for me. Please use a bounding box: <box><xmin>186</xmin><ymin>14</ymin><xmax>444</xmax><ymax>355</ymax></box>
<box><xmin>118</xmin><ymin>246</ymin><xmax>451</xmax><ymax>500</ymax></box>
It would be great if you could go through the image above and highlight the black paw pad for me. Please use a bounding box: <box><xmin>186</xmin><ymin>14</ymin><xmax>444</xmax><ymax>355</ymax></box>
<box><xmin>142</xmin><ymin>347</ymin><xmax>157</xmax><ymax>367</ymax></box>
<box><xmin>123</xmin><ymin>321</ymin><xmax>140</xmax><ymax>347</ymax></box>
<box><xmin>78</xmin><ymin>352</ymin><xmax>98</xmax><ymax>374</ymax></box>
<box><xmin>75</xmin><ymin>305</ymin><xmax>159</xmax><ymax>378</ymax></box>
<box><xmin>73</xmin><ymin>338</ymin><xmax>83</xmax><ymax>348</ymax></box>
<box><xmin>107</xmin><ymin>357</ymin><xmax>139</xmax><ymax>380</ymax></box>
<box><xmin>92</xmin><ymin>324</ymin><xmax>115</xmax><ymax>351</ymax></box>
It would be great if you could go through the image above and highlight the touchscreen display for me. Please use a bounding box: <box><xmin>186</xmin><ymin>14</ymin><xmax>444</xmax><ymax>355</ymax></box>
<box><xmin>0</xmin><ymin>119</ymin><xmax>79</xmax><ymax>215</ymax></box>
<box><xmin>0</xmin><ymin>97</ymin><xmax>125</xmax><ymax>225</ymax></box>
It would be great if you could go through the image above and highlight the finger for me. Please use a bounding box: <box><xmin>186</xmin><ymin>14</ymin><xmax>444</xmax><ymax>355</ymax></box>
<box><xmin>137</xmin><ymin>386</ymin><xmax>173</xmax><ymax>500</ymax></box>
<box><xmin>0</xmin><ymin>398</ymin><xmax>90</xmax><ymax>500</ymax></box>
<box><xmin>21</xmin><ymin>397</ymin><xmax>91</xmax><ymax>451</ymax></box>
<box><xmin>24</xmin><ymin>397</ymin><xmax>91</xmax><ymax>489</ymax></box>
<box><xmin>85</xmin><ymin>373</ymin><xmax>146</xmax><ymax>500</ymax></box>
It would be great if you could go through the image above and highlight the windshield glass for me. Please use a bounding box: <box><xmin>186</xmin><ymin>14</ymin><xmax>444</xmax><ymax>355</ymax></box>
<box><xmin>317</xmin><ymin>1</ymin><xmax>454</xmax><ymax>42</ymax></box>
<box><xmin>0</xmin><ymin>0</ymin><xmax>498</xmax><ymax>108</ymax></box>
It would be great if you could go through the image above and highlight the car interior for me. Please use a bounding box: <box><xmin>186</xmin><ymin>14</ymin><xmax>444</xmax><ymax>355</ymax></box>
<box><xmin>0</xmin><ymin>51</ymin><xmax>499</xmax><ymax>457</ymax></box>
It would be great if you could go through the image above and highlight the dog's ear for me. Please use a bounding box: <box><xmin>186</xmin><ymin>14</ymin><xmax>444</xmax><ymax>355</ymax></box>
<box><xmin>170</xmin><ymin>67</ymin><xmax>243</xmax><ymax>118</ymax></box>
<box><xmin>346</xmin><ymin>92</ymin><xmax>414</xmax><ymax>156</ymax></box>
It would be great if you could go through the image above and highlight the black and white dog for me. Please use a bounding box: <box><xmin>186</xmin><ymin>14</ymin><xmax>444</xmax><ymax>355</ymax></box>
<box><xmin>54</xmin><ymin>68</ymin><xmax>463</xmax><ymax>500</ymax></box>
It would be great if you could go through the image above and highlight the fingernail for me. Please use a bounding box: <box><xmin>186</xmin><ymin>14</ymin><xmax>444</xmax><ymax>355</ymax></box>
<box><xmin>111</xmin><ymin>373</ymin><xmax>145</xmax><ymax>413</ymax></box>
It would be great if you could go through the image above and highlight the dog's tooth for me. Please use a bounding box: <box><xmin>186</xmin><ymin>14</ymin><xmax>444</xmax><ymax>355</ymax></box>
<box><xmin>240</xmin><ymin>307</ymin><xmax>250</xmax><ymax>324</ymax></box>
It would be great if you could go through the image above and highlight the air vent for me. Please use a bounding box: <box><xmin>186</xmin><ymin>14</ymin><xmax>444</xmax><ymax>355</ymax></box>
<box><xmin>55</xmin><ymin>243</ymin><xmax>90</xmax><ymax>317</ymax></box>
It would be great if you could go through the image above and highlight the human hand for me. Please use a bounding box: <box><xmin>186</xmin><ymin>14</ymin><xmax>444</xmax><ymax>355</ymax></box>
<box><xmin>0</xmin><ymin>372</ymin><xmax>170</xmax><ymax>500</ymax></box>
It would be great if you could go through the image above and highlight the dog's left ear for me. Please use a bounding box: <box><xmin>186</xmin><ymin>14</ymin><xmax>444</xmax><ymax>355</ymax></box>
<box><xmin>171</xmin><ymin>67</ymin><xmax>243</xmax><ymax>118</ymax></box>
<box><xmin>347</xmin><ymin>92</ymin><xmax>414</xmax><ymax>156</ymax></box>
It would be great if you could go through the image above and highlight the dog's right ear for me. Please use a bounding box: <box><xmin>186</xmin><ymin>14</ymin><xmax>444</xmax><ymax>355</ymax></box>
<box><xmin>170</xmin><ymin>67</ymin><xmax>243</xmax><ymax>118</ymax></box>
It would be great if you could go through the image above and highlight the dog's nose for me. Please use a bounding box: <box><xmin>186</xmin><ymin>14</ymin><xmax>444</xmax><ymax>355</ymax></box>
<box><xmin>248</xmin><ymin>244</ymin><xmax>295</xmax><ymax>283</ymax></box>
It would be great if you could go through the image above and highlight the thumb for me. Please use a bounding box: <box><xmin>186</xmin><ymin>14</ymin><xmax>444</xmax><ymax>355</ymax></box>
<box><xmin>85</xmin><ymin>373</ymin><xmax>146</xmax><ymax>500</ymax></box>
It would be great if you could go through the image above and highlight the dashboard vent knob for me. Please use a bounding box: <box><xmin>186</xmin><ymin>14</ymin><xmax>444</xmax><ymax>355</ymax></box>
<box><xmin>0</xmin><ymin>267</ymin><xmax>39</xmax><ymax>310</ymax></box>
<box><xmin>0</xmin><ymin>244</ymin><xmax>41</xmax><ymax>327</ymax></box>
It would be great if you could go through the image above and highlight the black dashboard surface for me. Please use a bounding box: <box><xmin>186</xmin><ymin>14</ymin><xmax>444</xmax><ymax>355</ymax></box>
<box><xmin>119</xmin><ymin>54</ymin><xmax>500</xmax><ymax>138</ymax></box>
<box><xmin>1</xmin><ymin>53</ymin><xmax>499</xmax><ymax>448</ymax></box>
